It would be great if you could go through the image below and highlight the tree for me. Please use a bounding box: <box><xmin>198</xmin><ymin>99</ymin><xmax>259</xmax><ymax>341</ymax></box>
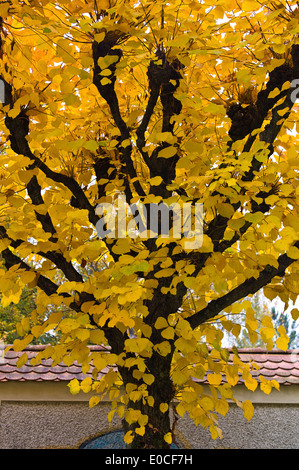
<box><xmin>271</xmin><ymin>305</ymin><xmax>299</xmax><ymax>348</ymax></box>
<box><xmin>0</xmin><ymin>286</ymin><xmax>37</xmax><ymax>343</ymax></box>
<box><xmin>220</xmin><ymin>291</ymin><xmax>299</xmax><ymax>348</ymax></box>
<box><xmin>0</xmin><ymin>285</ymin><xmax>75</xmax><ymax>344</ymax></box>
<box><xmin>1</xmin><ymin>0</ymin><xmax>299</xmax><ymax>449</ymax></box>
<box><xmin>219</xmin><ymin>292</ymin><xmax>271</xmax><ymax>348</ymax></box>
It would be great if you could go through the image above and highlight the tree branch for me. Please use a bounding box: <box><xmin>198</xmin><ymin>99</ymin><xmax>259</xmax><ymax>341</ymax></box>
<box><xmin>4</xmin><ymin>103</ymin><xmax>99</xmax><ymax>228</ymax></box>
<box><xmin>187</xmin><ymin>241</ymin><xmax>299</xmax><ymax>330</ymax></box>
<box><xmin>186</xmin><ymin>44</ymin><xmax>299</xmax><ymax>269</ymax></box>
<box><xmin>92</xmin><ymin>36</ymin><xmax>145</xmax><ymax>199</ymax></box>
<box><xmin>2</xmin><ymin>103</ymin><xmax>97</xmax><ymax>283</ymax></box>
<box><xmin>0</xmin><ymin>224</ymin><xmax>84</xmax><ymax>283</ymax></box>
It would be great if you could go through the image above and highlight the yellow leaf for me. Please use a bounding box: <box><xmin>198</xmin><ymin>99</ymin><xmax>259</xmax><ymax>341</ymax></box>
<box><xmin>291</xmin><ymin>308</ymin><xmax>299</xmax><ymax>321</ymax></box>
<box><xmin>56</xmin><ymin>38</ymin><xmax>76</xmax><ymax>63</ymax></box>
<box><xmin>176</xmin><ymin>401</ymin><xmax>186</xmax><ymax>417</ymax></box>
<box><xmin>154</xmin><ymin>341</ymin><xmax>171</xmax><ymax>357</ymax></box>
<box><xmin>138</xmin><ymin>414</ymin><xmax>149</xmax><ymax>427</ymax></box>
<box><xmin>21</xmin><ymin>317</ymin><xmax>30</xmax><ymax>333</ymax></box>
<box><xmin>243</xmin><ymin>400</ymin><xmax>254</xmax><ymax>421</ymax></box>
<box><xmin>117</xmin><ymin>405</ymin><xmax>125</xmax><ymax>418</ymax></box>
<box><xmin>8</xmin><ymin>107</ymin><xmax>21</xmax><ymax>119</ymax></box>
<box><xmin>154</xmin><ymin>268</ymin><xmax>175</xmax><ymax>278</ymax></box>
<box><xmin>130</xmin><ymin>390</ymin><xmax>142</xmax><ymax>402</ymax></box>
<box><xmin>242</xmin><ymin>0</ymin><xmax>260</xmax><ymax>11</ymax></box>
<box><xmin>155</xmin><ymin>131</ymin><xmax>177</xmax><ymax>144</ymax></box>
<box><xmin>100</xmin><ymin>77</ymin><xmax>112</xmax><ymax>86</ymax></box>
<box><xmin>158</xmin><ymin>146</ymin><xmax>177</xmax><ymax>159</ymax></box>
<box><xmin>16</xmin><ymin>353</ymin><xmax>28</xmax><ymax>368</ymax></box>
<box><xmin>244</xmin><ymin>376</ymin><xmax>258</xmax><ymax>392</ymax></box>
<box><xmin>154</xmin><ymin>317</ymin><xmax>168</xmax><ymax>329</ymax></box>
<box><xmin>161</xmin><ymin>326</ymin><xmax>175</xmax><ymax>340</ymax></box>
<box><xmin>31</xmin><ymin>325</ymin><xmax>44</xmax><ymax>338</ymax></box>
<box><xmin>209</xmin><ymin>424</ymin><xmax>222</xmax><ymax>440</ymax></box>
<box><xmin>0</xmin><ymin>239</ymin><xmax>11</xmax><ymax>251</ymax></box>
<box><xmin>217</xmin><ymin>203</ymin><xmax>235</xmax><ymax>218</ymax></box>
<box><xmin>200</xmin><ymin>396</ymin><xmax>214</xmax><ymax>411</ymax></box>
<box><xmin>89</xmin><ymin>329</ymin><xmax>106</xmax><ymax>345</ymax></box>
<box><xmin>277</xmin><ymin>107</ymin><xmax>289</xmax><ymax>116</ymax></box>
<box><xmin>20</xmin><ymin>271</ymin><xmax>37</xmax><ymax>284</ymax></box>
<box><xmin>287</xmin><ymin>246</ymin><xmax>299</xmax><ymax>260</ymax></box>
<box><xmin>207</xmin><ymin>373</ymin><xmax>222</xmax><ymax>386</ymax></box>
<box><xmin>150</xmin><ymin>176</ymin><xmax>163</xmax><ymax>186</ymax></box>
<box><xmin>68</xmin><ymin>379</ymin><xmax>81</xmax><ymax>395</ymax></box>
<box><xmin>92</xmin><ymin>353</ymin><xmax>107</xmax><ymax>371</ymax></box>
<box><xmin>13</xmin><ymin>335</ymin><xmax>33</xmax><ymax>352</ymax></box>
<box><xmin>81</xmin><ymin>377</ymin><xmax>92</xmax><ymax>393</ymax></box>
<box><xmin>124</xmin><ymin>431</ymin><xmax>134</xmax><ymax>445</ymax></box>
<box><xmin>198</xmin><ymin>234</ymin><xmax>214</xmax><ymax>252</ymax></box>
<box><xmin>147</xmin><ymin>396</ymin><xmax>155</xmax><ymax>407</ymax></box>
<box><xmin>75</xmin><ymin>328</ymin><xmax>90</xmax><ymax>342</ymax></box>
<box><xmin>135</xmin><ymin>426</ymin><xmax>145</xmax><ymax>436</ymax></box>
<box><xmin>268</xmin><ymin>87</ymin><xmax>280</xmax><ymax>99</ymax></box>
<box><xmin>89</xmin><ymin>396</ymin><xmax>100</xmax><ymax>408</ymax></box>
<box><xmin>260</xmin><ymin>326</ymin><xmax>275</xmax><ymax>340</ymax></box>
<box><xmin>94</xmin><ymin>32</ymin><xmax>105</xmax><ymax>42</ymax></box>
<box><xmin>274</xmin><ymin>238</ymin><xmax>290</xmax><ymax>253</ymax></box>
<box><xmin>160</xmin><ymin>403</ymin><xmax>169</xmax><ymax>413</ymax></box>
<box><xmin>181</xmin><ymin>390</ymin><xmax>197</xmax><ymax>403</ymax></box>
<box><xmin>108</xmin><ymin>410</ymin><xmax>116</xmax><ymax>422</ymax></box>
<box><xmin>125</xmin><ymin>338</ymin><xmax>153</xmax><ymax>355</ymax></box>
<box><xmin>82</xmin><ymin>363</ymin><xmax>90</xmax><ymax>374</ymax></box>
<box><xmin>276</xmin><ymin>325</ymin><xmax>289</xmax><ymax>351</ymax></box>
<box><xmin>112</xmin><ymin>238</ymin><xmax>131</xmax><ymax>254</ymax></box>
<box><xmin>0</xmin><ymin>2</ymin><xmax>10</xmax><ymax>17</ymax></box>
<box><xmin>164</xmin><ymin>432</ymin><xmax>172</xmax><ymax>444</ymax></box>
<box><xmin>143</xmin><ymin>374</ymin><xmax>155</xmax><ymax>385</ymax></box>
<box><xmin>126</xmin><ymin>408</ymin><xmax>142</xmax><ymax>424</ymax></box>
<box><xmin>215</xmin><ymin>398</ymin><xmax>229</xmax><ymax>417</ymax></box>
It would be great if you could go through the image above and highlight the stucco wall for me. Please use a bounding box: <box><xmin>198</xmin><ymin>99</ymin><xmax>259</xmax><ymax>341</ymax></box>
<box><xmin>0</xmin><ymin>401</ymin><xmax>120</xmax><ymax>449</ymax></box>
<box><xmin>178</xmin><ymin>403</ymin><xmax>299</xmax><ymax>449</ymax></box>
<box><xmin>0</xmin><ymin>400</ymin><xmax>298</xmax><ymax>449</ymax></box>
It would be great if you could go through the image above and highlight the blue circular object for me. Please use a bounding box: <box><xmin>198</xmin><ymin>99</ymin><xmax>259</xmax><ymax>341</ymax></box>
<box><xmin>80</xmin><ymin>430</ymin><xmax>179</xmax><ymax>449</ymax></box>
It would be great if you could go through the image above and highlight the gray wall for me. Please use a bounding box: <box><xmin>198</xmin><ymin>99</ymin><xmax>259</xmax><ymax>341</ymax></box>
<box><xmin>0</xmin><ymin>401</ymin><xmax>118</xmax><ymax>449</ymax></box>
<box><xmin>178</xmin><ymin>403</ymin><xmax>299</xmax><ymax>449</ymax></box>
<box><xmin>0</xmin><ymin>400</ymin><xmax>298</xmax><ymax>449</ymax></box>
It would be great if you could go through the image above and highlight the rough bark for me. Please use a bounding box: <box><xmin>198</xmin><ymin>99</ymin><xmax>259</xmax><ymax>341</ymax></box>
<box><xmin>122</xmin><ymin>350</ymin><xmax>175</xmax><ymax>449</ymax></box>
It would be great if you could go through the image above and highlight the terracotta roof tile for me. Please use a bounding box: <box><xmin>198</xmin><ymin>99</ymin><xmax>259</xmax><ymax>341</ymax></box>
<box><xmin>223</xmin><ymin>348</ymin><xmax>299</xmax><ymax>386</ymax></box>
<box><xmin>1</xmin><ymin>345</ymin><xmax>299</xmax><ymax>385</ymax></box>
<box><xmin>0</xmin><ymin>345</ymin><xmax>107</xmax><ymax>383</ymax></box>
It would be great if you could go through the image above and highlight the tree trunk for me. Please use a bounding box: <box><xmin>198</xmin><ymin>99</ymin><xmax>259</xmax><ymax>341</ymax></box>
<box><xmin>122</xmin><ymin>350</ymin><xmax>175</xmax><ymax>449</ymax></box>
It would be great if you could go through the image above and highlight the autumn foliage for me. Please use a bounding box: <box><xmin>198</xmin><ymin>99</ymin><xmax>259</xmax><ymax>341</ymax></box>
<box><xmin>0</xmin><ymin>0</ymin><xmax>299</xmax><ymax>448</ymax></box>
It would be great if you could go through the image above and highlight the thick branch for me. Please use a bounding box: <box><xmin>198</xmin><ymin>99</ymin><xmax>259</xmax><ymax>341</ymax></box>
<box><xmin>137</xmin><ymin>55</ymin><xmax>184</xmax><ymax>204</ymax></box>
<box><xmin>0</xmin><ymin>245</ymin><xmax>101</xmax><ymax>317</ymax></box>
<box><xmin>187</xmin><ymin>241</ymin><xmax>299</xmax><ymax>330</ymax></box>
<box><xmin>0</xmin><ymin>224</ymin><xmax>83</xmax><ymax>283</ymax></box>
<box><xmin>1</xmin><ymin>247</ymin><xmax>61</xmax><ymax>298</ymax></box>
<box><xmin>3</xmin><ymin>106</ymin><xmax>95</xmax><ymax>283</ymax></box>
<box><xmin>4</xmin><ymin>106</ymin><xmax>99</xmax><ymax>228</ymax></box>
<box><xmin>186</xmin><ymin>44</ymin><xmax>299</xmax><ymax>270</ymax></box>
<box><xmin>92</xmin><ymin>38</ymin><xmax>145</xmax><ymax>199</ymax></box>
